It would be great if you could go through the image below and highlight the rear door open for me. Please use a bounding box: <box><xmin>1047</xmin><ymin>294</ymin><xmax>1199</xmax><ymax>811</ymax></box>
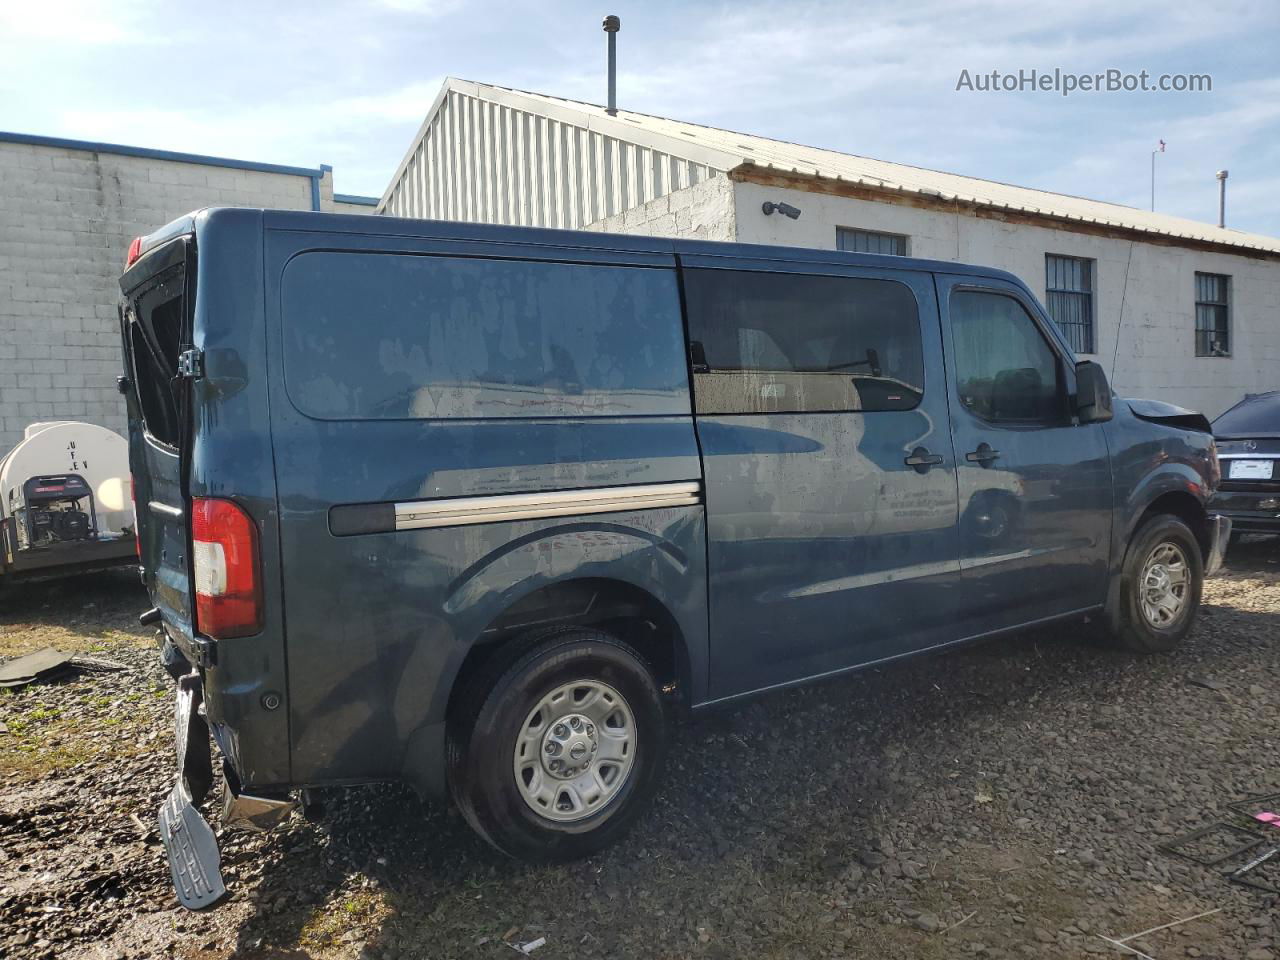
<box><xmin>119</xmin><ymin>237</ymin><xmax>198</xmax><ymax>659</ymax></box>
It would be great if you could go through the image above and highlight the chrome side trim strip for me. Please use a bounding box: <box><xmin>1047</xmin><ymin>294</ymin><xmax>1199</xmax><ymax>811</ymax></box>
<box><xmin>1217</xmin><ymin>454</ymin><xmax>1279</xmax><ymax>460</ymax></box>
<box><xmin>394</xmin><ymin>481</ymin><xmax>702</xmax><ymax>531</ymax></box>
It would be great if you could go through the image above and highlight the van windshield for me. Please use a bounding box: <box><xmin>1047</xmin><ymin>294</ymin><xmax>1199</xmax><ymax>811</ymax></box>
<box><xmin>123</xmin><ymin>262</ymin><xmax>187</xmax><ymax>447</ymax></box>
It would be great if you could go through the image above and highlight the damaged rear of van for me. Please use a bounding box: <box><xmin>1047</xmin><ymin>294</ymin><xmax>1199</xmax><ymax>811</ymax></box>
<box><xmin>119</xmin><ymin>211</ymin><xmax>299</xmax><ymax>907</ymax></box>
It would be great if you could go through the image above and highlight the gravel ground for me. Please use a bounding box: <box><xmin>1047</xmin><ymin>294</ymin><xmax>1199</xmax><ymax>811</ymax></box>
<box><xmin>2</xmin><ymin>541</ymin><xmax>1279</xmax><ymax>960</ymax></box>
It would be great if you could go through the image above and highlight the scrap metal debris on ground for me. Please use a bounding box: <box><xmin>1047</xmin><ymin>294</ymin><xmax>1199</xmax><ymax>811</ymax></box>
<box><xmin>0</xmin><ymin>647</ymin><xmax>125</xmax><ymax>690</ymax></box>
<box><xmin>0</xmin><ymin>648</ymin><xmax>75</xmax><ymax>689</ymax></box>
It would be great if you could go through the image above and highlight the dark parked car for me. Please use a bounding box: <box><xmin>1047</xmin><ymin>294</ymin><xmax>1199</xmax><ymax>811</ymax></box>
<box><xmin>118</xmin><ymin>209</ymin><xmax>1230</xmax><ymax>909</ymax></box>
<box><xmin>1211</xmin><ymin>391</ymin><xmax>1280</xmax><ymax>538</ymax></box>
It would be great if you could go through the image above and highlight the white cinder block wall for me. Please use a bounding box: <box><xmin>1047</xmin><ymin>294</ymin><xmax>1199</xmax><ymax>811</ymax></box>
<box><xmin>584</xmin><ymin>177</ymin><xmax>737</xmax><ymax>241</ymax></box>
<box><xmin>729</xmin><ymin>180</ymin><xmax>1279</xmax><ymax>418</ymax></box>
<box><xmin>0</xmin><ymin>137</ymin><xmax>376</xmax><ymax>451</ymax></box>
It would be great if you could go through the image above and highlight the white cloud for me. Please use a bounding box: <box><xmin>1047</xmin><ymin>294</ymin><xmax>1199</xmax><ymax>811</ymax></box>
<box><xmin>0</xmin><ymin>0</ymin><xmax>153</xmax><ymax>44</ymax></box>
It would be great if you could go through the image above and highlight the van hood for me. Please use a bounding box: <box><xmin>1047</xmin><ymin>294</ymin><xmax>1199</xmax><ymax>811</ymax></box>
<box><xmin>1122</xmin><ymin>397</ymin><xmax>1212</xmax><ymax>434</ymax></box>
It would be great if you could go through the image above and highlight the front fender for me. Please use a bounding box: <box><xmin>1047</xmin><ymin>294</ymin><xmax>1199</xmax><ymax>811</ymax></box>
<box><xmin>1102</xmin><ymin>458</ymin><xmax>1213</xmax><ymax>631</ymax></box>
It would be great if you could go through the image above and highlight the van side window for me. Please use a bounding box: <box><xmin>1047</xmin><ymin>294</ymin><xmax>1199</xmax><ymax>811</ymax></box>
<box><xmin>950</xmin><ymin>291</ymin><xmax>1064</xmax><ymax>424</ymax></box>
<box><xmin>683</xmin><ymin>270</ymin><xmax>924</xmax><ymax>414</ymax></box>
<box><xmin>281</xmin><ymin>253</ymin><xmax>689</xmax><ymax>420</ymax></box>
<box><xmin>125</xmin><ymin>266</ymin><xmax>186</xmax><ymax>448</ymax></box>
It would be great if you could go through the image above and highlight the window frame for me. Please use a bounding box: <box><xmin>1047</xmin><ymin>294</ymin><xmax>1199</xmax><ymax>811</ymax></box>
<box><xmin>682</xmin><ymin>265</ymin><xmax>928</xmax><ymax>417</ymax></box>
<box><xmin>1044</xmin><ymin>253</ymin><xmax>1096</xmax><ymax>355</ymax></box>
<box><xmin>1194</xmin><ymin>271</ymin><xmax>1231</xmax><ymax>358</ymax></box>
<box><xmin>122</xmin><ymin>260</ymin><xmax>190</xmax><ymax>452</ymax></box>
<box><xmin>947</xmin><ymin>285</ymin><xmax>1073</xmax><ymax>428</ymax></box>
<box><xmin>836</xmin><ymin>227</ymin><xmax>910</xmax><ymax>257</ymax></box>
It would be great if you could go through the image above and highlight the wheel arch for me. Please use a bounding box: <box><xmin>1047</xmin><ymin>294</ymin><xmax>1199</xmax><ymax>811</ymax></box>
<box><xmin>446</xmin><ymin>576</ymin><xmax>696</xmax><ymax>728</ymax></box>
<box><xmin>1129</xmin><ymin>489</ymin><xmax>1211</xmax><ymax>562</ymax></box>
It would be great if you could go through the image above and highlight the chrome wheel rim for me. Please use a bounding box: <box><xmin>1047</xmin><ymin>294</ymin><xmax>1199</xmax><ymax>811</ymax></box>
<box><xmin>1139</xmin><ymin>541</ymin><xmax>1190</xmax><ymax>628</ymax></box>
<box><xmin>513</xmin><ymin>679</ymin><xmax>636</xmax><ymax>823</ymax></box>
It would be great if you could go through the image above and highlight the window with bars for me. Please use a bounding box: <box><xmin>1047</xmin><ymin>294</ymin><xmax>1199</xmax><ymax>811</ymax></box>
<box><xmin>1044</xmin><ymin>254</ymin><xmax>1095</xmax><ymax>354</ymax></box>
<box><xmin>1195</xmin><ymin>272</ymin><xmax>1230</xmax><ymax>357</ymax></box>
<box><xmin>836</xmin><ymin>227</ymin><xmax>909</xmax><ymax>257</ymax></box>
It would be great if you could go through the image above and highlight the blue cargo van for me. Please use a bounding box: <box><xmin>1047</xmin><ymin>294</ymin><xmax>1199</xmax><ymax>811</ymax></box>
<box><xmin>118</xmin><ymin>208</ymin><xmax>1229</xmax><ymax>908</ymax></box>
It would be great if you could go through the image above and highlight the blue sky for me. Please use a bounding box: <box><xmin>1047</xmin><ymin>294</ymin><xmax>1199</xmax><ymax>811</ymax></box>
<box><xmin>3</xmin><ymin>0</ymin><xmax>1278</xmax><ymax>235</ymax></box>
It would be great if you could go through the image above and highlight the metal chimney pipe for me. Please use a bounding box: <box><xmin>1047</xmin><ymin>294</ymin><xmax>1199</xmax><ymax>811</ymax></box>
<box><xmin>603</xmin><ymin>15</ymin><xmax>620</xmax><ymax>115</ymax></box>
<box><xmin>1216</xmin><ymin>169</ymin><xmax>1228</xmax><ymax>228</ymax></box>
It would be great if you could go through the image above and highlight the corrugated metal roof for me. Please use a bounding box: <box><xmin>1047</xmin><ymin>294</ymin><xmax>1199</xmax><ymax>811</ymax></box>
<box><xmin>432</xmin><ymin>79</ymin><xmax>1280</xmax><ymax>256</ymax></box>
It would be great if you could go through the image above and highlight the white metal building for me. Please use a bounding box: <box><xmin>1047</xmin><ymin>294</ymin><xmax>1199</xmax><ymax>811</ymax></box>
<box><xmin>379</xmin><ymin>78</ymin><xmax>1280</xmax><ymax>418</ymax></box>
<box><xmin>0</xmin><ymin>133</ymin><xmax>377</xmax><ymax>451</ymax></box>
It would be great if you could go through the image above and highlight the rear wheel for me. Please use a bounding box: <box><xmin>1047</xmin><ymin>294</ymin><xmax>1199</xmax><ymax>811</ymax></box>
<box><xmin>1108</xmin><ymin>514</ymin><xmax>1203</xmax><ymax>653</ymax></box>
<box><xmin>447</xmin><ymin>627</ymin><xmax>666</xmax><ymax>861</ymax></box>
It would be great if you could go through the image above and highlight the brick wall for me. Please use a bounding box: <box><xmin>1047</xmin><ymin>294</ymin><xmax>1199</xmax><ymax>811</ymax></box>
<box><xmin>0</xmin><ymin>139</ymin><xmax>372</xmax><ymax>451</ymax></box>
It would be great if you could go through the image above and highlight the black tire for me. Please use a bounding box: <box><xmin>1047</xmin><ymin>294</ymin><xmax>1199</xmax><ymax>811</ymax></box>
<box><xmin>446</xmin><ymin>626</ymin><xmax>666</xmax><ymax>862</ymax></box>
<box><xmin>1108</xmin><ymin>514</ymin><xmax>1204</xmax><ymax>653</ymax></box>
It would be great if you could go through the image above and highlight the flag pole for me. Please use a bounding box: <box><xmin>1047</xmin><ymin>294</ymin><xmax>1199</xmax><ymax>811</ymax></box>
<box><xmin>1151</xmin><ymin>140</ymin><xmax>1165</xmax><ymax>211</ymax></box>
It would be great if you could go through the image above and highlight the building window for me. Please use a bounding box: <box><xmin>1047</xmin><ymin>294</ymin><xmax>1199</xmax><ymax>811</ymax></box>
<box><xmin>1194</xmin><ymin>272</ymin><xmax>1230</xmax><ymax>357</ymax></box>
<box><xmin>836</xmin><ymin>227</ymin><xmax>908</xmax><ymax>257</ymax></box>
<box><xmin>1044</xmin><ymin>254</ymin><xmax>1095</xmax><ymax>355</ymax></box>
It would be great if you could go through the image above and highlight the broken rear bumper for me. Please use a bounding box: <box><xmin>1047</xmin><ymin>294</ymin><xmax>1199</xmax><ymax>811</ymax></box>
<box><xmin>158</xmin><ymin>671</ymin><xmax>296</xmax><ymax>910</ymax></box>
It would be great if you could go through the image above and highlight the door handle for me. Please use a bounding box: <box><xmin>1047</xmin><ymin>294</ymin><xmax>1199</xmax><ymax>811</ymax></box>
<box><xmin>904</xmin><ymin>447</ymin><xmax>944</xmax><ymax>473</ymax></box>
<box><xmin>965</xmin><ymin>442</ymin><xmax>1001</xmax><ymax>466</ymax></box>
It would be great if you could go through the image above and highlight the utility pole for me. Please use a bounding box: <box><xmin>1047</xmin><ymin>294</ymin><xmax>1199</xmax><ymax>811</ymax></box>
<box><xmin>1216</xmin><ymin>170</ymin><xmax>1228</xmax><ymax>228</ymax></box>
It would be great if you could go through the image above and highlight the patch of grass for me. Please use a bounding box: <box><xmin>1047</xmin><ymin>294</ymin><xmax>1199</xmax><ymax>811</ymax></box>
<box><xmin>298</xmin><ymin>889</ymin><xmax>390</xmax><ymax>951</ymax></box>
<box><xmin>1</xmin><ymin>689</ymin><xmax>151</xmax><ymax>783</ymax></box>
<box><xmin>3</xmin><ymin>740</ymin><xmax>98</xmax><ymax>778</ymax></box>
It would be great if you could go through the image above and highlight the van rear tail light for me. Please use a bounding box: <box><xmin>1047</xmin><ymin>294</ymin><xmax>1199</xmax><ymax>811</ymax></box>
<box><xmin>191</xmin><ymin>498</ymin><xmax>263</xmax><ymax>639</ymax></box>
<box><xmin>125</xmin><ymin>236</ymin><xmax>143</xmax><ymax>268</ymax></box>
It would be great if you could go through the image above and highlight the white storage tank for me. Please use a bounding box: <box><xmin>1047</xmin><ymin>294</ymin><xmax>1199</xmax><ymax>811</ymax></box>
<box><xmin>0</xmin><ymin>421</ymin><xmax>136</xmax><ymax>580</ymax></box>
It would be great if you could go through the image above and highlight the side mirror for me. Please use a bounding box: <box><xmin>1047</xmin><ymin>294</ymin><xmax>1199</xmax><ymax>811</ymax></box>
<box><xmin>1075</xmin><ymin>360</ymin><xmax>1114</xmax><ymax>424</ymax></box>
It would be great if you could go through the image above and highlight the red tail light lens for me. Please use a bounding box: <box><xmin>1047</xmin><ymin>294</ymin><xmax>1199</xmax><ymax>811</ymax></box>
<box><xmin>125</xmin><ymin>236</ymin><xmax>143</xmax><ymax>268</ymax></box>
<box><xmin>191</xmin><ymin>498</ymin><xmax>263</xmax><ymax>639</ymax></box>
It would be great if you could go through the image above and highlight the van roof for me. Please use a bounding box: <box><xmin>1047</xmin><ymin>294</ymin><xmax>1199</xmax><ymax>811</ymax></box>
<box><xmin>132</xmin><ymin>207</ymin><xmax>1026</xmax><ymax>288</ymax></box>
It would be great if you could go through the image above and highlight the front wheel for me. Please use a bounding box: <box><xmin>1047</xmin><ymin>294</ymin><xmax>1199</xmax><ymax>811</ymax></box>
<box><xmin>447</xmin><ymin>627</ymin><xmax>666</xmax><ymax>861</ymax></box>
<box><xmin>1108</xmin><ymin>514</ymin><xmax>1204</xmax><ymax>653</ymax></box>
